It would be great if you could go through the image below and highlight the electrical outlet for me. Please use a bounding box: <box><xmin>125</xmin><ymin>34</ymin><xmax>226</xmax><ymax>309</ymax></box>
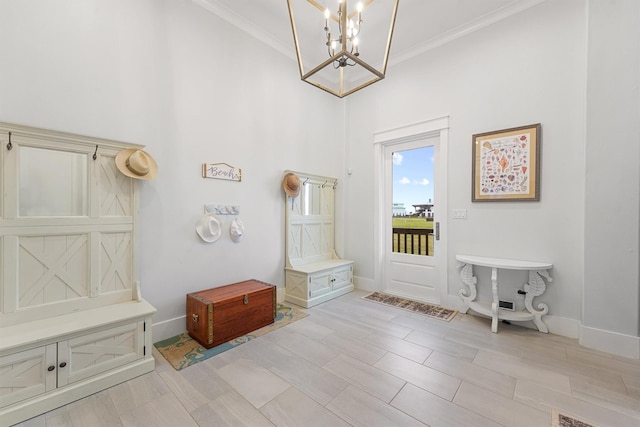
<box><xmin>499</xmin><ymin>300</ymin><xmax>515</xmax><ymax>311</ymax></box>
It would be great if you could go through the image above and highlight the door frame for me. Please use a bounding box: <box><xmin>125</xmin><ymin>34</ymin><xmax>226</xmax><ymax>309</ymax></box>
<box><xmin>373</xmin><ymin>116</ymin><xmax>449</xmax><ymax>303</ymax></box>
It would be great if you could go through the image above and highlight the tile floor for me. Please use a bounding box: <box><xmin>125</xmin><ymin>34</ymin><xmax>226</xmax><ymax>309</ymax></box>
<box><xmin>13</xmin><ymin>290</ymin><xmax>640</xmax><ymax>427</ymax></box>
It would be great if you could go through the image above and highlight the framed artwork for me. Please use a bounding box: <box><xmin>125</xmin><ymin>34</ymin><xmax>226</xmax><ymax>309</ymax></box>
<box><xmin>472</xmin><ymin>123</ymin><xmax>541</xmax><ymax>202</ymax></box>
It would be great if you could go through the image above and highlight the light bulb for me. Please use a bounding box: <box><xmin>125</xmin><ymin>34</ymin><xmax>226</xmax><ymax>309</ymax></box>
<box><xmin>324</xmin><ymin>8</ymin><xmax>330</xmax><ymax>19</ymax></box>
<box><xmin>357</xmin><ymin>2</ymin><xmax>363</xmax><ymax>12</ymax></box>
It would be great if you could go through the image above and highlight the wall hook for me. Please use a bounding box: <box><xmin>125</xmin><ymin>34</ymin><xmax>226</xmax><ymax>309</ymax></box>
<box><xmin>333</xmin><ymin>180</ymin><xmax>338</xmax><ymax>190</ymax></box>
<box><xmin>303</xmin><ymin>177</ymin><xmax>309</xmax><ymax>185</ymax></box>
<box><xmin>6</xmin><ymin>132</ymin><xmax>12</xmax><ymax>150</ymax></box>
<box><xmin>322</xmin><ymin>180</ymin><xmax>327</xmax><ymax>188</ymax></box>
<box><xmin>92</xmin><ymin>145</ymin><xmax>98</xmax><ymax>160</ymax></box>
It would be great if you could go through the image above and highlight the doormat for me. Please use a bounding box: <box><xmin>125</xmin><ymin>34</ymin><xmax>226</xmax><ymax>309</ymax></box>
<box><xmin>551</xmin><ymin>409</ymin><xmax>597</xmax><ymax>427</ymax></box>
<box><xmin>154</xmin><ymin>304</ymin><xmax>308</xmax><ymax>370</ymax></box>
<box><xmin>362</xmin><ymin>292</ymin><xmax>457</xmax><ymax>322</ymax></box>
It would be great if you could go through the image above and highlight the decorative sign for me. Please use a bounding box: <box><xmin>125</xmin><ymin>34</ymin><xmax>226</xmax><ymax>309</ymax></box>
<box><xmin>202</xmin><ymin>163</ymin><xmax>242</xmax><ymax>182</ymax></box>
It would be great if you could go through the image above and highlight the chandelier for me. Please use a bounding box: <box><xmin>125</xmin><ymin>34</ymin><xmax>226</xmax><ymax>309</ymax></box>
<box><xmin>287</xmin><ymin>0</ymin><xmax>399</xmax><ymax>98</ymax></box>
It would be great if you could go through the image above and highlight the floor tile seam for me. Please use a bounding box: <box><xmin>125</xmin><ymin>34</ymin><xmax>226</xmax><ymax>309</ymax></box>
<box><xmin>566</xmin><ymin>346</ymin><xmax>640</xmax><ymax>368</ymax></box>
<box><xmin>568</xmin><ymin>376</ymin><xmax>638</xmax><ymax>406</ymax></box>
<box><xmin>320</xmin><ymin>354</ymin><xmax>407</xmax><ymax>403</ymax></box>
<box><xmin>323</xmin><ymin>385</ymin><xmax>396</xmax><ymax>427</ymax></box>
<box><xmin>422</xmin><ymin>352</ymin><xmax>517</xmax><ymax>400</ymax></box>
<box><xmin>372</xmin><ymin>355</ymin><xmax>463</xmax><ymax>403</ymax></box>
<box><xmin>467</xmin><ymin>349</ymin><xmax>563</xmax><ymax>387</ymax></box>
<box><xmin>350</xmin><ymin>328</ymin><xmax>436</xmax><ymax>361</ymax></box>
<box><xmin>520</xmin><ymin>355</ymin><xmax>625</xmax><ymax>382</ymax></box>
<box><xmin>112</xmin><ymin>389</ymin><xmax>201</xmax><ymax>427</ymax></box>
<box><xmin>569</xmin><ymin>388</ymin><xmax>640</xmax><ymax>421</ymax></box>
<box><xmin>385</xmin><ymin>382</ymin><xmax>431</xmax><ymax>426</ymax></box>
<box><xmin>318</xmin><ymin>333</ymin><xmax>389</xmax><ymax>366</ymax></box>
<box><xmin>153</xmin><ymin>367</ymin><xmax>237</xmax><ymax>420</ymax></box>
<box><xmin>561</xmin><ymin>351</ymin><xmax>637</xmax><ymax>378</ymax></box>
<box><xmin>450</xmin><ymin>380</ymin><xmax>529</xmax><ymax>425</ymax></box>
<box><xmin>305</xmin><ymin>316</ymin><xmax>375</xmax><ymax>340</ymax></box>
<box><xmin>513</xmin><ymin>378</ymin><xmax>627</xmax><ymax>418</ymax></box>
<box><xmin>517</xmin><ymin>381</ymin><xmax>640</xmax><ymax>427</ymax></box>
<box><xmin>342</xmin><ymin>316</ymin><xmax>414</xmax><ymax>339</ymax></box>
<box><xmin>566</xmin><ymin>357</ymin><xmax>640</xmax><ymax>381</ymax></box>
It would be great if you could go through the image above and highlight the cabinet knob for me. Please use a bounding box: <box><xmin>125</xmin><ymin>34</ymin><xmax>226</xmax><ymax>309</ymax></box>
<box><xmin>47</xmin><ymin>365</ymin><xmax>55</xmax><ymax>372</ymax></box>
<box><xmin>59</xmin><ymin>362</ymin><xmax>67</xmax><ymax>368</ymax></box>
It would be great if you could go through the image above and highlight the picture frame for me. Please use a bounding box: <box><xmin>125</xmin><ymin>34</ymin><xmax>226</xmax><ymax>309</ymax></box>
<box><xmin>472</xmin><ymin>123</ymin><xmax>541</xmax><ymax>202</ymax></box>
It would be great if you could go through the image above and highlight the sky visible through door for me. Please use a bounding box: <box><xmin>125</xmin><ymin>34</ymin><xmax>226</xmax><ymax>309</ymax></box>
<box><xmin>392</xmin><ymin>146</ymin><xmax>434</xmax><ymax>216</ymax></box>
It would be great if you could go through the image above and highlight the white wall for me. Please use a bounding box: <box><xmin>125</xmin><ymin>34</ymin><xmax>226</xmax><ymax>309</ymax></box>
<box><xmin>0</xmin><ymin>0</ymin><xmax>344</xmax><ymax>341</ymax></box>
<box><xmin>583</xmin><ymin>0</ymin><xmax>640</xmax><ymax>358</ymax></box>
<box><xmin>344</xmin><ymin>0</ymin><xmax>587</xmax><ymax>334</ymax></box>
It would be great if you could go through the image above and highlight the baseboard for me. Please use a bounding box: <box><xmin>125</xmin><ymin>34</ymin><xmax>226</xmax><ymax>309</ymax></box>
<box><xmin>544</xmin><ymin>315</ymin><xmax>580</xmax><ymax>339</ymax></box>
<box><xmin>580</xmin><ymin>324</ymin><xmax>640</xmax><ymax>360</ymax></box>
<box><xmin>353</xmin><ymin>275</ymin><xmax>378</xmax><ymax>292</ymax></box>
<box><xmin>152</xmin><ymin>316</ymin><xmax>186</xmax><ymax>343</ymax></box>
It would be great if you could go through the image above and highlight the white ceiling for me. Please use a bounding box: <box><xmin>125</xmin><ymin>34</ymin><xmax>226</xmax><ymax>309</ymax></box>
<box><xmin>193</xmin><ymin>0</ymin><xmax>545</xmax><ymax>67</ymax></box>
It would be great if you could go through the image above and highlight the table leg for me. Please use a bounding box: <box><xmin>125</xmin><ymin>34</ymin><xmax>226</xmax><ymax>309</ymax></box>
<box><xmin>490</xmin><ymin>267</ymin><xmax>499</xmax><ymax>333</ymax></box>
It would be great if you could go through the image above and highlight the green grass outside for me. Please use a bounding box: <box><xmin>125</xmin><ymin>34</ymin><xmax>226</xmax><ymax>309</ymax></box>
<box><xmin>392</xmin><ymin>217</ymin><xmax>434</xmax><ymax>229</ymax></box>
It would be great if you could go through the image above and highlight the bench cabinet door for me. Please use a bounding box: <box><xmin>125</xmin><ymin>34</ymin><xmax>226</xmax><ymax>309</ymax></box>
<box><xmin>331</xmin><ymin>265</ymin><xmax>353</xmax><ymax>291</ymax></box>
<box><xmin>57</xmin><ymin>321</ymin><xmax>144</xmax><ymax>387</ymax></box>
<box><xmin>0</xmin><ymin>344</ymin><xmax>57</xmax><ymax>409</ymax></box>
<box><xmin>309</xmin><ymin>271</ymin><xmax>333</xmax><ymax>298</ymax></box>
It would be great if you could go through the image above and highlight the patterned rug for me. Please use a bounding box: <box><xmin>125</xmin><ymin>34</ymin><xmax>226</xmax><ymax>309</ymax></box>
<box><xmin>552</xmin><ymin>409</ymin><xmax>597</xmax><ymax>427</ymax></box>
<box><xmin>154</xmin><ymin>304</ymin><xmax>308</xmax><ymax>370</ymax></box>
<box><xmin>363</xmin><ymin>292</ymin><xmax>457</xmax><ymax>321</ymax></box>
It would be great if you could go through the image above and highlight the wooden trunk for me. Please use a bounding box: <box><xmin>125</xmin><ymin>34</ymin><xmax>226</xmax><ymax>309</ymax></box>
<box><xmin>186</xmin><ymin>280</ymin><xmax>276</xmax><ymax>348</ymax></box>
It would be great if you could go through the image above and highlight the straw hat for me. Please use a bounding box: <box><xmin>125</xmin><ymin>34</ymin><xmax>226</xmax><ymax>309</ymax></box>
<box><xmin>195</xmin><ymin>214</ymin><xmax>222</xmax><ymax>243</ymax></box>
<box><xmin>115</xmin><ymin>148</ymin><xmax>158</xmax><ymax>180</ymax></box>
<box><xmin>282</xmin><ymin>172</ymin><xmax>300</xmax><ymax>198</ymax></box>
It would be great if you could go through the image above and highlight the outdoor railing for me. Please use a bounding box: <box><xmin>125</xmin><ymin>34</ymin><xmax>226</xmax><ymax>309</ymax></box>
<box><xmin>393</xmin><ymin>228</ymin><xmax>434</xmax><ymax>256</ymax></box>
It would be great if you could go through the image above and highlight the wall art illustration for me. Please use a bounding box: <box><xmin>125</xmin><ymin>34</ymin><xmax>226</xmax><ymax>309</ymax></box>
<box><xmin>472</xmin><ymin>123</ymin><xmax>541</xmax><ymax>202</ymax></box>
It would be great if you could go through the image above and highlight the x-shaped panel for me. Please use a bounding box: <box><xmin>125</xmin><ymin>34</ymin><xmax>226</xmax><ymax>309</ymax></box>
<box><xmin>70</xmin><ymin>330</ymin><xmax>136</xmax><ymax>370</ymax></box>
<box><xmin>100</xmin><ymin>156</ymin><xmax>131</xmax><ymax>216</ymax></box>
<box><xmin>18</xmin><ymin>235</ymin><xmax>88</xmax><ymax>308</ymax></box>
<box><xmin>100</xmin><ymin>232</ymin><xmax>132</xmax><ymax>293</ymax></box>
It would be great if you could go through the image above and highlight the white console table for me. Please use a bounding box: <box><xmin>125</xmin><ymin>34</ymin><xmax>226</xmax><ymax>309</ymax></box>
<box><xmin>456</xmin><ymin>255</ymin><xmax>552</xmax><ymax>333</ymax></box>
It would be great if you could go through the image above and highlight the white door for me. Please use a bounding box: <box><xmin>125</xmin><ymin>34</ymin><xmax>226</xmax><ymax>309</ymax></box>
<box><xmin>383</xmin><ymin>136</ymin><xmax>442</xmax><ymax>304</ymax></box>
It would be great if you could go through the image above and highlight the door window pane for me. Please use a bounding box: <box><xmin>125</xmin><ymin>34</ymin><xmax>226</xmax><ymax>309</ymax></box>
<box><xmin>391</xmin><ymin>146</ymin><xmax>434</xmax><ymax>256</ymax></box>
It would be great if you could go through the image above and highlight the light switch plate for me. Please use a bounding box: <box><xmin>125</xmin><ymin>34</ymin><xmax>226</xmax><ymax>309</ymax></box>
<box><xmin>452</xmin><ymin>209</ymin><xmax>467</xmax><ymax>219</ymax></box>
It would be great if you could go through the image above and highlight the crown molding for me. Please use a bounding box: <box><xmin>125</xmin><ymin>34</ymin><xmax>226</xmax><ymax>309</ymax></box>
<box><xmin>389</xmin><ymin>0</ymin><xmax>547</xmax><ymax>66</ymax></box>
<box><xmin>191</xmin><ymin>0</ymin><xmax>296</xmax><ymax>61</ymax></box>
<box><xmin>193</xmin><ymin>0</ymin><xmax>547</xmax><ymax>68</ymax></box>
